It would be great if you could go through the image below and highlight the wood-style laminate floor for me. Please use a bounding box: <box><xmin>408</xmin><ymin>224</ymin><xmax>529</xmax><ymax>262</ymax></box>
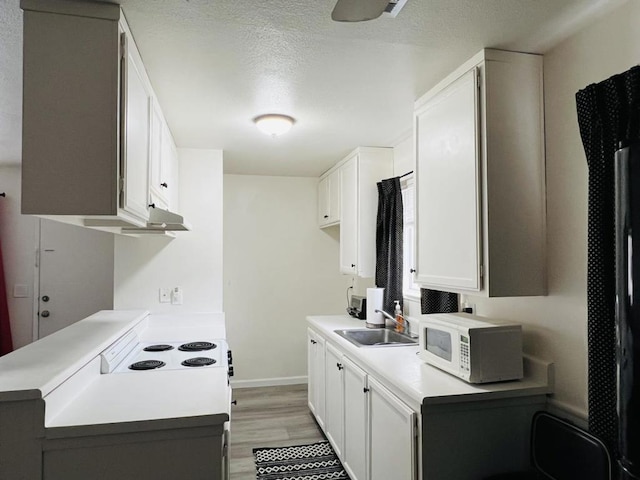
<box><xmin>229</xmin><ymin>384</ymin><xmax>325</xmax><ymax>480</ymax></box>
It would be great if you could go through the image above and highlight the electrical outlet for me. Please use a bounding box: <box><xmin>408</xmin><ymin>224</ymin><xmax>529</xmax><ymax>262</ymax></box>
<box><xmin>159</xmin><ymin>288</ymin><xmax>171</xmax><ymax>303</ymax></box>
<box><xmin>171</xmin><ymin>286</ymin><xmax>183</xmax><ymax>305</ymax></box>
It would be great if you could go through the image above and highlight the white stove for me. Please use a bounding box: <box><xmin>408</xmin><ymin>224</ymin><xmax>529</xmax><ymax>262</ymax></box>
<box><xmin>100</xmin><ymin>330</ymin><xmax>233</xmax><ymax>375</ymax></box>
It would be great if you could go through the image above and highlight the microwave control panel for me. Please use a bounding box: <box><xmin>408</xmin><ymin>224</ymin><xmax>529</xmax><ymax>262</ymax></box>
<box><xmin>460</xmin><ymin>335</ymin><xmax>470</xmax><ymax>372</ymax></box>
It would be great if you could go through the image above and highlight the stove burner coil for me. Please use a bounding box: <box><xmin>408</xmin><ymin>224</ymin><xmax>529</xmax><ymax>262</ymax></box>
<box><xmin>143</xmin><ymin>344</ymin><xmax>174</xmax><ymax>352</ymax></box>
<box><xmin>181</xmin><ymin>357</ymin><xmax>217</xmax><ymax>367</ymax></box>
<box><xmin>178</xmin><ymin>341</ymin><xmax>216</xmax><ymax>352</ymax></box>
<box><xmin>128</xmin><ymin>360</ymin><xmax>166</xmax><ymax>371</ymax></box>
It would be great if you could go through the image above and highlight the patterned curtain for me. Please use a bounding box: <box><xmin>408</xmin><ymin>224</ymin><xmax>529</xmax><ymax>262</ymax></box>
<box><xmin>375</xmin><ymin>177</ymin><xmax>403</xmax><ymax>314</ymax></box>
<box><xmin>420</xmin><ymin>288</ymin><xmax>458</xmax><ymax>314</ymax></box>
<box><xmin>576</xmin><ymin>65</ymin><xmax>640</xmax><ymax>455</ymax></box>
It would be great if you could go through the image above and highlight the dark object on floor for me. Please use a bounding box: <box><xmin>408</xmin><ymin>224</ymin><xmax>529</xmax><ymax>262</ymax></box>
<box><xmin>484</xmin><ymin>411</ymin><xmax>611</xmax><ymax>480</ymax></box>
<box><xmin>253</xmin><ymin>440</ymin><xmax>348</xmax><ymax>480</ymax></box>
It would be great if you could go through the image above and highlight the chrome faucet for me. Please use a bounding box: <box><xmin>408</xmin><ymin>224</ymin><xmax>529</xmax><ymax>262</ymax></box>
<box><xmin>374</xmin><ymin>309</ymin><xmax>412</xmax><ymax>337</ymax></box>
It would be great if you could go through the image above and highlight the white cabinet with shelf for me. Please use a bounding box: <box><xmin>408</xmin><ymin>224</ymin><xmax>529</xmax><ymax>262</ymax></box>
<box><xmin>413</xmin><ymin>49</ymin><xmax>546</xmax><ymax>297</ymax></box>
<box><xmin>339</xmin><ymin>147</ymin><xmax>393</xmax><ymax>278</ymax></box>
<box><xmin>318</xmin><ymin>169</ymin><xmax>340</xmax><ymax>227</ymax></box>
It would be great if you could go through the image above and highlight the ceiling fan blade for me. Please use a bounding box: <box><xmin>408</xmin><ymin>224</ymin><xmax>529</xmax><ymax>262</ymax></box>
<box><xmin>331</xmin><ymin>0</ymin><xmax>390</xmax><ymax>22</ymax></box>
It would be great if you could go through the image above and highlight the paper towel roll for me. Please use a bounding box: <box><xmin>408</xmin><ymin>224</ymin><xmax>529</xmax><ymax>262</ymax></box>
<box><xmin>366</xmin><ymin>288</ymin><xmax>384</xmax><ymax>328</ymax></box>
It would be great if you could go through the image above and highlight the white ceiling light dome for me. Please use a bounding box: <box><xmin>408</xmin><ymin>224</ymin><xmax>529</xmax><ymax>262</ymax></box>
<box><xmin>253</xmin><ymin>114</ymin><xmax>295</xmax><ymax>137</ymax></box>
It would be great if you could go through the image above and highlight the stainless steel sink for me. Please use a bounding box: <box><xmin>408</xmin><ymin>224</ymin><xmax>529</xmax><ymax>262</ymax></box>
<box><xmin>334</xmin><ymin>328</ymin><xmax>418</xmax><ymax>347</ymax></box>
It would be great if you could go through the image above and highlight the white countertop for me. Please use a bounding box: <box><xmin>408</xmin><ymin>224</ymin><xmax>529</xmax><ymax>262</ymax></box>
<box><xmin>43</xmin><ymin>311</ymin><xmax>230</xmax><ymax>433</ymax></box>
<box><xmin>46</xmin><ymin>366</ymin><xmax>230</xmax><ymax>434</ymax></box>
<box><xmin>308</xmin><ymin>315</ymin><xmax>553</xmax><ymax>412</ymax></box>
<box><xmin>0</xmin><ymin>310</ymin><xmax>149</xmax><ymax>401</ymax></box>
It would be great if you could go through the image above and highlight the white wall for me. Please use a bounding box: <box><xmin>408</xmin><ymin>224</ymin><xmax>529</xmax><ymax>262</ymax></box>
<box><xmin>450</xmin><ymin>1</ymin><xmax>639</xmax><ymax>420</ymax></box>
<box><xmin>224</xmin><ymin>174</ymin><xmax>352</xmax><ymax>386</ymax></box>
<box><xmin>114</xmin><ymin>148</ymin><xmax>223</xmax><ymax>312</ymax></box>
<box><xmin>0</xmin><ymin>166</ymin><xmax>37</xmax><ymax>348</ymax></box>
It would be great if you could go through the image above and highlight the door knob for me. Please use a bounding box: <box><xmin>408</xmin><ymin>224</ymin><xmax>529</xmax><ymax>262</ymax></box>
<box><xmin>41</xmin><ymin>295</ymin><xmax>50</xmax><ymax>302</ymax></box>
<box><xmin>40</xmin><ymin>310</ymin><xmax>50</xmax><ymax>318</ymax></box>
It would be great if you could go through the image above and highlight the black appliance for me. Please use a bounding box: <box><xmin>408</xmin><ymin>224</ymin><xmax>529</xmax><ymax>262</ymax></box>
<box><xmin>614</xmin><ymin>141</ymin><xmax>640</xmax><ymax>480</ymax></box>
<box><xmin>347</xmin><ymin>295</ymin><xmax>366</xmax><ymax>320</ymax></box>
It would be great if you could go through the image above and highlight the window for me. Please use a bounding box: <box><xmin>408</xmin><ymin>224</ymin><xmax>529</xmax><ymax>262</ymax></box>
<box><xmin>402</xmin><ymin>176</ymin><xmax>420</xmax><ymax>300</ymax></box>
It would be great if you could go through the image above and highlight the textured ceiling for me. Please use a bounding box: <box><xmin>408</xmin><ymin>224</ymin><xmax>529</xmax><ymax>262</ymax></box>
<box><xmin>0</xmin><ymin>0</ymin><xmax>627</xmax><ymax>175</ymax></box>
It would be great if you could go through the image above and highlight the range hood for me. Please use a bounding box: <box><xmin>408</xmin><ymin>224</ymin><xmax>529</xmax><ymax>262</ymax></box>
<box><xmin>122</xmin><ymin>207</ymin><xmax>192</xmax><ymax>234</ymax></box>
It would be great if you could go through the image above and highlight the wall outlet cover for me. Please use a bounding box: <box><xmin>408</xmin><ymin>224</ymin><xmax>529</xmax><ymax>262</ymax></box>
<box><xmin>159</xmin><ymin>288</ymin><xmax>171</xmax><ymax>303</ymax></box>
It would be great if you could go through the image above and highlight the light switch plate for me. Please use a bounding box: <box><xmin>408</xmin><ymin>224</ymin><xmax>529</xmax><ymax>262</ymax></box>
<box><xmin>159</xmin><ymin>288</ymin><xmax>171</xmax><ymax>303</ymax></box>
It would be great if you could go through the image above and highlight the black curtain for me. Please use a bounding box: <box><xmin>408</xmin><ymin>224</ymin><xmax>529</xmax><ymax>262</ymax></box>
<box><xmin>576</xmin><ymin>65</ymin><xmax>640</xmax><ymax>455</ymax></box>
<box><xmin>375</xmin><ymin>177</ymin><xmax>403</xmax><ymax>314</ymax></box>
<box><xmin>420</xmin><ymin>288</ymin><xmax>458</xmax><ymax>314</ymax></box>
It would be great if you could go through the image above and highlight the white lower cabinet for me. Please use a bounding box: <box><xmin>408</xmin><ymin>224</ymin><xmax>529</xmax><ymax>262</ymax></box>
<box><xmin>312</xmin><ymin>337</ymin><xmax>418</xmax><ymax>480</ymax></box>
<box><xmin>343</xmin><ymin>357</ymin><xmax>368</xmax><ymax>480</ymax></box>
<box><xmin>324</xmin><ymin>342</ymin><xmax>345</xmax><ymax>458</ymax></box>
<box><xmin>307</xmin><ymin>330</ymin><xmax>326</xmax><ymax>429</ymax></box>
<box><xmin>368</xmin><ymin>376</ymin><xmax>416</xmax><ymax>480</ymax></box>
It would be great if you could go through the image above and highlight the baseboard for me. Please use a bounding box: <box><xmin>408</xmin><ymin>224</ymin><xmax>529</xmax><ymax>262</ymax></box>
<box><xmin>231</xmin><ymin>376</ymin><xmax>308</xmax><ymax>389</ymax></box>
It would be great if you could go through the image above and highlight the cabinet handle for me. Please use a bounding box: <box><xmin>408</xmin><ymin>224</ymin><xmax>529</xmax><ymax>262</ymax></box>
<box><xmin>351</xmin><ymin>264</ymin><xmax>356</xmax><ymax>268</ymax></box>
<box><xmin>160</xmin><ymin>182</ymin><xmax>168</xmax><ymax>188</ymax></box>
<box><xmin>410</xmin><ymin>268</ymin><xmax>416</xmax><ymax>273</ymax></box>
<box><xmin>323</xmin><ymin>215</ymin><xmax>329</xmax><ymax>218</ymax></box>
<box><xmin>231</xmin><ymin>400</ymin><xmax>237</xmax><ymax>405</ymax></box>
<box><xmin>148</xmin><ymin>203</ymin><xmax>156</xmax><ymax>209</ymax></box>
<box><xmin>363</xmin><ymin>387</ymin><xmax>370</xmax><ymax>393</ymax></box>
<box><xmin>310</xmin><ymin>339</ymin><xmax>317</xmax><ymax>345</ymax></box>
<box><xmin>337</xmin><ymin>363</ymin><xmax>343</xmax><ymax>370</ymax></box>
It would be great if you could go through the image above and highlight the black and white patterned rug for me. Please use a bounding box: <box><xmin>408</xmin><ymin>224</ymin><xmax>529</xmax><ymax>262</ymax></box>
<box><xmin>253</xmin><ymin>441</ymin><xmax>349</xmax><ymax>480</ymax></box>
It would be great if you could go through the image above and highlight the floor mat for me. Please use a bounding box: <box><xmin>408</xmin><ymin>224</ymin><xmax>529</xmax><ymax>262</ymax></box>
<box><xmin>253</xmin><ymin>440</ymin><xmax>349</xmax><ymax>479</ymax></box>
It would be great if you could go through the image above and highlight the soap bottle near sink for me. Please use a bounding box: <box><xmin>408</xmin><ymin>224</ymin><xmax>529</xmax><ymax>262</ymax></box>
<box><xmin>394</xmin><ymin>301</ymin><xmax>404</xmax><ymax>333</ymax></box>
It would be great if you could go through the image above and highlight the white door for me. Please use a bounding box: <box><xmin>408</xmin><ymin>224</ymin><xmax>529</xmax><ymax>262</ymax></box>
<box><xmin>343</xmin><ymin>356</ymin><xmax>368</xmax><ymax>480</ymax></box>
<box><xmin>325</xmin><ymin>342</ymin><xmax>345</xmax><ymax>458</ymax></box>
<box><xmin>37</xmin><ymin>220</ymin><xmax>114</xmax><ymax>339</ymax></box>
<box><xmin>368</xmin><ymin>376</ymin><xmax>416</xmax><ymax>480</ymax></box>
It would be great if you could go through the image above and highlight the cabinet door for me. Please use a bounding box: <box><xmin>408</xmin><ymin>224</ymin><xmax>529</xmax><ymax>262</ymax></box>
<box><xmin>149</xmin><ymin>99</ymin><xmax>168</xmax><ymax>208</ymax></box>
<box><xmin>325</xmin><ymin>343</ymin><xmax>344</xmax><ymax>457</ymax></box>
<box><xmin>343</xmin><ymin>357</ymin><xmax>368</xmax><ymax>480</ymax></box>
<box><xmin>415</xmin><ymin>68</ymin><xmax>481</xmax><ymax>291</ymax></box>
<box><xmin>328</xmin><ymin>169</ymin><xmax>341</xmax><ymax>224</ymax></box>
<box><xmin>368</xmin><ymin>377</ymin><xmax>416</xmax><ymax>480</ymax></box>
<box><xmin>340</xmin><ymin>158</ymin><xmax>358</xmax><ymax>275</ymax></box>
<box><xmin>121</xmin><ymin>31</ymin><xmax>151</xmax><ymax>221</ymax></box>
<box><xmin>307</xmin><ymin>330</ymin><xmax>326</xmax><ymax>429</ymax></box>
<box><xmin>318</xmin><ymin>176</ymin><xmax>330</xmax><ymax>226</ymax></box>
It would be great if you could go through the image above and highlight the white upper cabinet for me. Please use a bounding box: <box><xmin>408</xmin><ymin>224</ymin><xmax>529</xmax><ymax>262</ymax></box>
<box><xmin>318</xmin><ymin>168</ymin><xmax>340</xmax><ymax>227</ymax></box>
<box><xmin>414</xmin><ymin>49</ymin><xmax>546</xmax><ymax>297</ymax></box>
<box><xmin>339</xmin><ymin>147</ymin><xmax>393</xmax><ymax>278</ymax></box>
<box><xmin>21</xmin><ymin>0</ymin><xmax>178</xmax><ymax>231</ymax></box>
<box><xmin>149</xmin><ymin>98</ymin><xmax>178</xmax><ymax>211</ymax></box>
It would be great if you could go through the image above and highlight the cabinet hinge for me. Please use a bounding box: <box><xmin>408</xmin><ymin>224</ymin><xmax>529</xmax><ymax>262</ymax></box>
<box><xmin>414</xmin><ymin>415</ymin><xmax>419</xmax><ymax>438</ymax></box>
<box><xmin>476</xmin><ymin>71</ymin><xmax>481</xmax><ymax>89</ymax></box>
<box><xmin>120</xmin><ymin>32</ymin><xmax>127</xmax><ymax>59</ymax></box>
<box><xmin>480</xmin><ymin>264</ymin><xmax>484</xmax><ymax>278</ymax></box>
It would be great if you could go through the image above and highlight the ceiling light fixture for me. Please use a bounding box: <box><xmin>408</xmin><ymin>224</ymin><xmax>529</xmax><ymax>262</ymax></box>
<box><xmin>253</xmin><ymin>114</ymin><xmax>295</xmax><ymax>137</ymax></box>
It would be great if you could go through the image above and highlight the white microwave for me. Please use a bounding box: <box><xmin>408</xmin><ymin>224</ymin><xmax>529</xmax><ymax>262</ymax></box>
<box><xmin>418</xmin><ymin>312</ymin><xmax>523</xmax><ymax>384</ymax></box>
